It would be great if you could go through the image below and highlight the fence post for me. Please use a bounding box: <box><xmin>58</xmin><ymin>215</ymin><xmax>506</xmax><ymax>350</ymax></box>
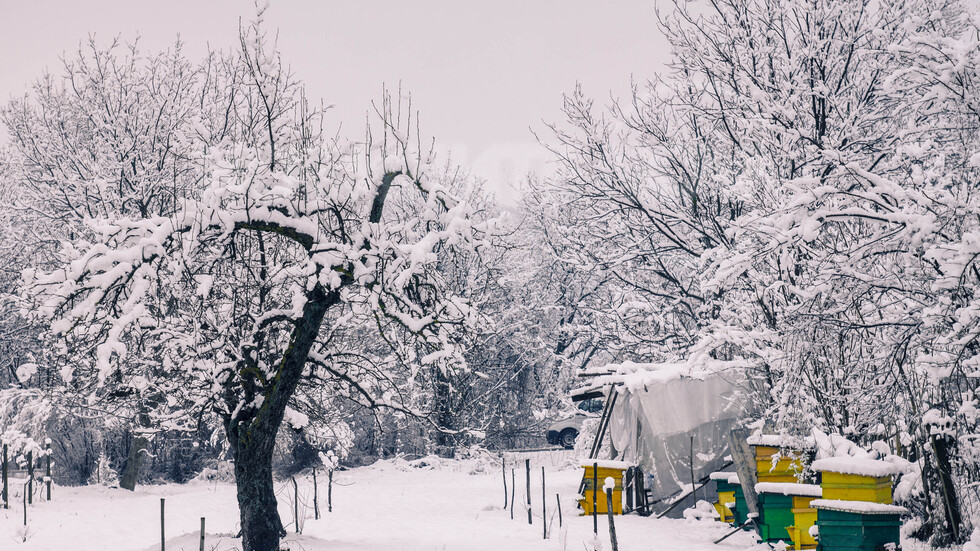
<box><xmin>525</xmin><ymin>459</ymin><xmax>531</xmax><ymax>525</ymax></box>
<box><xmin>502</xmin><ymin>457</ymin><xmax>508</xmax><ymax>509</ymax></box>
<box><xmin>510</xmin><ymin>468</ymin><xmax>515</xmax><ymax>519</ymax></box>
<box><xmin>556</xmin><ymin>493</ymin><xmax>562</xmax><ymax>527</ymax></box>
<box><xmin>541</xmin><ymin>466</ymin><xmax>547</xmax><ymax>539</ymax></box>
<box><xmin>46</xmin><ymin>441</ymin><xmax>51</xmax><ymax>501</ymax></box>
<box><xmin>605</xmin><ymin>486</ymin><xmax>619</xmax><ymax>551</ymax></box>
<box><xmin>328</xmin><ymin>469</ymin><xmax>334</xmax><ymax>513</ymax></box>
<box><xmin>27</xmin><ymin>450</ymin><xmax>33</xmax><ymax>505</ymax></box>
<box><xmin>291</xmin><ymin>476</ymin><xmax>299</xmax><ymax>533</ymax></box>
<box><xmin>2</xmin><ymin>443</ymin><xmax>7</xmax><ymax>509</ymax></box>
<box><xmin>313</xmin><ymin>468</ymin><xmax>320</xmax><ymax>520</ymax></box>
<box><xmin>160</xmin><ymin>497</ymin><xmax>166</xmax><ymax>551</ymax></box>
<box><xmin>199</xmin><ymin>517</ymin><xmax>205</xmax><ymax>551</ymax></box>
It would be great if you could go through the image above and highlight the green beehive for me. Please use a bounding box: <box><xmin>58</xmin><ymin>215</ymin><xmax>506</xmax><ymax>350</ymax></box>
<box><xmin>812</xmin><ymin>500</ymin><xmax>906</xmax><ymax>551</ymax></box>
<box><xmin>757</xmin><ymin>492</ymin><xmax>795</xmax><ymax>543</ymax></box>
<box><xmin>731</xmin><ymin>480</ymin><xmax>749</xmax><ymax>526</ymax></box>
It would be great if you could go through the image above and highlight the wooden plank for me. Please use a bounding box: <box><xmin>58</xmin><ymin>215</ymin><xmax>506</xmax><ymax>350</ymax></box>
<box><xmin>728</xmin><ymin>428</ymin><xmax>760</xmax><ymax>519</ymax></box>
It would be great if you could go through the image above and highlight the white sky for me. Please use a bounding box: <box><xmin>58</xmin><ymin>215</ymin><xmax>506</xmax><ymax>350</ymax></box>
<box><xmin>0</xmin><ymin>0</ymin><xmax>670</xmax><ymax>202</ymax></box>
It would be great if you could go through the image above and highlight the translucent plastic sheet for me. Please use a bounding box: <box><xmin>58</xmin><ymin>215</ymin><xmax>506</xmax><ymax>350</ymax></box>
<box><xmin>609</xmin><ymin>374</ymin><xmax>741</xmax><ymax>509</ymax></box>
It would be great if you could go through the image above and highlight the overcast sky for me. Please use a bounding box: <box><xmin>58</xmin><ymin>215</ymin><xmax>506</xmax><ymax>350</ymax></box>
<box><xmin>0</xmin><ymin>0</ymin><xmax>670</xmax><ymax>202</ymax></box>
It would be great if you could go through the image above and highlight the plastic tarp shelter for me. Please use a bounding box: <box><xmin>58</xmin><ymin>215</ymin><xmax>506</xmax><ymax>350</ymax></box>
<box><xmin>607</xmin><ymin>372</ymin><xmax>741</xmax><ymax>512</ymax></box>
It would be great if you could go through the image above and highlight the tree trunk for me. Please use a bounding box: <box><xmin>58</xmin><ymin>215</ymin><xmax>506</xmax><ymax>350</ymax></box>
<box><xmin>119</xmin><ymin>434</ymin><xmax>148</xmax><ymax>491</ymax></box>
<box><xmin>225</xmin><ymin>283</ymin><xmax>340</xmax><ymax>551</ymax></box>
<box><xmin>230</xmin><ymin>420</ymin><xmax>286</xmax><ymax>551</ymax></box>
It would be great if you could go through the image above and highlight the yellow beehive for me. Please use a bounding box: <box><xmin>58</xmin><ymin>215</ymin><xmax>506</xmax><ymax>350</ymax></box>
<box><xmin>714</xmin><ymin>490</ymin><xmax>736</xmax><ymax>523</ymax></box>
<box><xmin>754</xmin><ymin>445</ymin><xmax>808</xmax><ymax>483</ymax></box>
<box><xmin>788</xmin><ymin>494</ymin><xmax>819</xmax><ymax>549</ymax></box>
<box><xmin>811</xmin><ymin>458</ymin><xmax>901</xmax><ymax>505</ymax></box>
<box><xmin>820</xmin><ymin>471</ymin><xmax>893</xmax><ymax>504</ymax></box>
<box><xmin>578</xmin><ymin>462</ymin><xmax>628</xmax><ymax>515</ymax></box>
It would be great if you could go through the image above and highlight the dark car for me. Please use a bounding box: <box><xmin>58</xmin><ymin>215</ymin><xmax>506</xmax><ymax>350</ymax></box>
<box><xmin>546</xmin><ymin>398</ymin><xmax>604</xmax><ymax>448</ymax></box>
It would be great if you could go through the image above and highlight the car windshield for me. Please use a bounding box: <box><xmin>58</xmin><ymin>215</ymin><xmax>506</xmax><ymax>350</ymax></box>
<box><xmin>577</xmin><ymin>399</ymin><xmax>603</xmax><ymax>413</ymax></box>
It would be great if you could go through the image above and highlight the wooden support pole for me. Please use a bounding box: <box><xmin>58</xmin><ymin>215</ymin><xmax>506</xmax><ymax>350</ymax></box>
<box><xmin>525</xmin><ymin>459</ymin><xmax>532</xmax><ymax>525</ymax></box>
<box><xmin>728</xmin><ymin>429</ymin><xmax>760</xmax><ymax>519</ymax></box>
<box><xmin>592</xmin><ymin>462</ymin><xmax>598</xmax><ymax>535</ymax></box>
<box><xmin>556</xmin><ymin>493</ymin><xmax>562</xmax><ymax>527</ymax></box>
<box><xmin>46</xmin><ymin>441</ymin><xmax>51</xmax><ymax>501</ymax></box>
<box><xmin>510</xmin><ymin>468</ymin><xmax>515</xmax><ymax>519</ymax></box>
<box><xmin>199</xmin><ymin>517</ymin><xmax>205</xmax><ymax>551</ymax></box>
<box><xmin>23</xmin><ymin>482</ymin><xmax>27</xmax><ymax>526</ymax></box>
<box><xmin>606</xmin><ymin>487</ymin><xmax>619</xmax><ymax>551</ymax></box>
<box><xmin>160</xmin><ymin>498</ymin><xmax>166</xmax><ymax>551</ymax></box>
<box><xmin>328</xmin><ymin>469</ymin><xmax>334</xmax><ymax>513</ymax></box>
<box><xmin>541</xmin><ymin>467</ymin><xmax>547</xmax><ymax>539</ymax></box>
<box><xmin>502</xmin><ymin>458</ymin><xmax>508</xmax><ymax>509</ymax></box>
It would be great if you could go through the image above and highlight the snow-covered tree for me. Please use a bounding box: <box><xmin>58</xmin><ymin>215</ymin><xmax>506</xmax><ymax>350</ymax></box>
<box><xmin>19</xmin><ymin>17</ymin><xmax>484</xmax><ymax>551</ymax></box>
<box><xmin>537</xmin><ymin>0</ymin><xmax>980</xmax><ymax>542</ymax></box>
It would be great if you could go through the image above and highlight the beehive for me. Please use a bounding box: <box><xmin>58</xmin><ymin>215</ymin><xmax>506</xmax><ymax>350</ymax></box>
<box><xmin>811</xmin><ymin>458</ymin><xmax>904</xmax><ymax>505</ymax></box>
<box><xmin>811</xmin><ymin>499</ymin><xmax>906</xmax><ymax>551</ymax></box>
<box><xmin>711</xmin><ymin>472</ymin><xmax>738</xmax><ymax>524</ymax></box>
<box><xmin>754</xmin><ymin>445</ymin><xmax>809</xmax><ymax>483</ymax></box>
<box><xmin>578</xmin><ymin>461</ymin><xmax>629</xmax><ymax>515</ymax></box>
<box><xmin>755</xmin><ymin>482</ymin><xmax>821</xmax><ymax>549</ymax></box>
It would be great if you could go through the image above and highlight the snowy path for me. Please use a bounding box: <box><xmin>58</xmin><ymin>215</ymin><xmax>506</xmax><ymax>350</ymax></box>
<box><xmin>0</xmin><ymin>456</ymin><xmax>767</xmax><ymax>550</ymax></box>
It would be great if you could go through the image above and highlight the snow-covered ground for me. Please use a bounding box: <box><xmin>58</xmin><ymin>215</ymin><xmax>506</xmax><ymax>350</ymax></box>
<box><xmin>0</xmin><ymin>451</ymin><xmax>769</xmax><ymax>550</ymax></box>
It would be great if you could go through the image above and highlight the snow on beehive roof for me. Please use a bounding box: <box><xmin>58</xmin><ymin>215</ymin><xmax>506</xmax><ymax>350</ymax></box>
<box><xmin>746</xmin><ymin>433</ymin><xmax>816</xmax><ymax>449</ymax></box>
<box><xmin>755</xmin><ymin>482</ymin><xmax>822</xmax><ymax>497</ymax></box>
<box><xmin>810</xmin><ymin>499</ymin><xmax>909</xmax><ymax>515</ymax></box>
<box><xmin>811</xmin><ymin>457</ymin><xmax>908</xmax><ymax>477</ymax></box>
<box><xmin>710</xmin><ymin>471</ymin><xmax>736</xmax><ymax>481</ymax></box>
<box><xmin>582</xmin><ymin>459</ymin><xmax>634</xmax><ymax>470</ymax></box>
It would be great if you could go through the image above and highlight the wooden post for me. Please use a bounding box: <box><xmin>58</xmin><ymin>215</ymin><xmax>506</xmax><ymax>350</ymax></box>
<box><xmin>160</xmin><ymin>497</ymin><xmax>166</xmax><ymax>551</ymax></box>
<box><xmin>2</xmin><ymin>443</ymin><xmax>7</xmax><ymax>509</ymax></box>
<box><xmin>689</xmin><ymin>435</ymin><xmax>697</xmax><ymax>503</ymax></box>
<box><xmin>199</xmin><ymin>517</ymin><xmax>205</xmax><ymax>551</ymax></box>
<box><xmin>27</xmin><ymin>450</ymin><xmax>33</xmax><ymax>505</ymax></box>
<box><xmin>728</xmin><ymin>428</ymin><xmax>760</xmax><ymax>519</ymax></box>
<box><xmin>46</xmin><ymin>441</ymin><xmax>51</xmax><ymax>501</ymax></box>
<box><xmin>502</xmin><ymin>458</ymin><xmax>508</xmax><ymax>509</ymax></box>
<box><xmin>592</xmin><ymin>462</ymin><xmax>598</xmax><ymax>535</ymax></box>
<box><xmin>328</xmin><ymin>469</ymin><xmax>333</xmax><ymax>513</ymax></box>
<box><xmin>510</xmin><ymin>468</ymin><xmax>515</xmax><ymax>519</ymax></box>
<box><xmin>556</xmin><ymin>493</ymin><xmax>562</xmax><ymax>527</ymax></box>
<box><xmin>541</xmin><ymin>467</ymin><xmax>547</xmax><ymax>539</ymax></box>
<box><xmin>291</xmin><ymin>476</ymin><xmax>299</xmax><ymax>533</ymax></box>
<box><xmin>313</xmin><ymin>468</ymin><xmax>320</xmax><ymax>520</ymax></box>
<box><xmin>605</xmin><ymin>487</ymin><xmax>619</xmax><ymax>551</ymax></box>
<box><xmin>23</xmin><ymin>482</ymin><xmax>27</xmax><ymax>526</ymax></box>
<box><xmin>525</xmin><ymin>458</ymin><xmax>532</xmax><ymax>525</ymax></box>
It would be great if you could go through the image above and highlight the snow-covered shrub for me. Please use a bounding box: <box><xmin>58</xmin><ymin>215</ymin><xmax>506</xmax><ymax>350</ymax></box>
<box><xmin>87</xmin><ymin>451</ymin><xmax>118</xmax><ymax>487</ymax></box>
